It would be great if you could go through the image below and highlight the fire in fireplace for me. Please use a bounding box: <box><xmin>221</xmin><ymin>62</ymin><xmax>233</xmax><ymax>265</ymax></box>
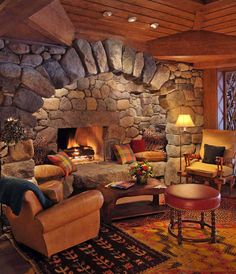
<box><xmin>57</xmin><ymin>127</ymin><xmax>104</xmax><ymax>163</ymax></box>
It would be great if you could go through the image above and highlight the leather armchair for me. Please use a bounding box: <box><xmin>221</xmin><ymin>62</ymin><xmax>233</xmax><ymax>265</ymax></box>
<box><xmin>184</xmin><ymin>129</ymin><xmax>236</xmax><ymax>193</ymax></box>
<box><xmin>4</xmin><ymin>182</ymin><xmax>104</xmax><ymax>257</ymax></box>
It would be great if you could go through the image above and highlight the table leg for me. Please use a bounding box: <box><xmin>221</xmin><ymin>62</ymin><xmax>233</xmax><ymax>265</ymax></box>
<box><xmin>200</xmin><ymin>212</ymin><xmax>205</xmax><ymax>229</ymax></box>
<box><xmin>177</xmin><ymin>210</ymin><xmax>182</xmax><ymax>245</ymax></box>
<box><xmin>102</xmin><ymin>201</ymin><xmax>115</xmax><ymax>224</ymax></box>
<box><xmin>170</xmin><ymin>208</ymin><xmax>174</xmax><ymax>229</ymax></box>
<box><xmin>211</xmin><ymin>210</ymin><xmax>216</xmax><ymax>243</ymax></box>
<box><xmin>152</xmin><ymin>194</ymin><xmax>159</xmax><ymax>206</ymax></box>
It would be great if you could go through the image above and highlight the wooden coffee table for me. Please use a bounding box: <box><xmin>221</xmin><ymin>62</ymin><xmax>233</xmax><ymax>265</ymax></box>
<box><xmin>97</xmin><ymin>178</ymin><xmax>167</xmax><ymax>224</ymax></box>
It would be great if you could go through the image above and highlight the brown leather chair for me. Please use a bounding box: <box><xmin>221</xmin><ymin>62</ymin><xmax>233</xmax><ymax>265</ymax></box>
<box><xmin>184</xmin><ymin>129</ymin><xmax>236</xmax><ymax>194</ymax></box>
<box><xmin>4</xmin><ymin>182</ymin><xmax>104</xmax><ymax>257</ymax></box>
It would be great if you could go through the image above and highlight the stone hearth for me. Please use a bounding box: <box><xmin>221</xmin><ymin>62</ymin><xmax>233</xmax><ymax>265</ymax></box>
<box><xmin>0</xmin><ymin>38</ymin><xmax>203</xmax><ymax>184</ymax></box>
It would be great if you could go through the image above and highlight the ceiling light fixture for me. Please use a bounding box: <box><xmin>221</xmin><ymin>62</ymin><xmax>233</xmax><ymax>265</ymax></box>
<box><xmin>103</xmin><ymin>11</ymin><xmax>113</xmax><ymax>17</ymax></box>
<box><xmin>128</xmin><ymin>16</ymin><xmax>137</xmax><ymax>23</ymax></box>
<box><xmin>150</xmin><ymin>22</ymin><xmax>159</xmax><ymax>29</ymax></box>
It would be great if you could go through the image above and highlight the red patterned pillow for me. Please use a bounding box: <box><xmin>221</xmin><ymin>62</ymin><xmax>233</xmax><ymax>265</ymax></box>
<box><xmin>47</xmin><ymin>152</ymin><xmax>74</xmax><ymax>176</ymax></box>
<box><xmin>130</xmin><ymin>139</ymin><xmax>146</xmax><ymax>153</ymax></box>
<box><xmin>113</xmin><ymin>144</ymin><xmax>136</xmax><ymax>164</ymax></box>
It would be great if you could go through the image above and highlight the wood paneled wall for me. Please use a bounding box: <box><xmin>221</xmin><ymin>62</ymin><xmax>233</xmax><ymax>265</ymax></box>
<box><xmin>203</xmin><ymin>69</ymin><xmax>218</xmax><ymax>129</ymax></box>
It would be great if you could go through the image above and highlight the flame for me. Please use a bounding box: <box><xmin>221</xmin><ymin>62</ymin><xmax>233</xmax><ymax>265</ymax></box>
<box><xmin>67</xmin><ymin>136</ymin><xmax>80</xmax><ymax>149</ymax></box>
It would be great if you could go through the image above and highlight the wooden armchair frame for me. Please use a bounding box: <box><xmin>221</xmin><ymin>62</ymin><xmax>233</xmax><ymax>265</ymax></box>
<box><xmin>184</xmin><ymin>129</ymin><xmax>236</xmax><ymax>194</ymax></box>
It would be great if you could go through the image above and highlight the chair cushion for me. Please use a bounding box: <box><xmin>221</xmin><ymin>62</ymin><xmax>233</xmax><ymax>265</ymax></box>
<box><xmin>130</xmin><ymin>139</ymin><xmax>146</xmax><ymax>153</ymax></box>
<box><xmin>39</xmin><ymin>180</ymin><xmax>64</xmax><ymax>203</ymax></box>
<box><xmin>113</xmin><ymin>144</ymin><xmax>136</xmax><ymax>164</ymax></box>
<box><xmin>202</xmin><ymin>144</ymin><xmax>225</xmax><ymax>164</ymax></box>
<box><xmin>186</xmin><ymin>161</ymin><xmax>233</xmax><ymax>178</ymax></box>
<box><xmin>47</xmin><ymin>152</ymin><xmax>74</xmax><ymax>176</ymax></box>
<box><xmin>35</xmin><ymin>164</ymin><xmax>65</xmax><ymax>180</ymax></box>
<box><xmin>135</xmin><ymin>151</ymin><xmax>166</xmax><ymax>162</ymax></box>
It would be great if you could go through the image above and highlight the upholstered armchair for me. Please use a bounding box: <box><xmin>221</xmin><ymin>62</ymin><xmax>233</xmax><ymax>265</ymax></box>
<box><xmin>4</xmin><ymin>181</ymin><xmax>104</xmax><ymax>257</ymax></box>
<box><xmin>184</xmin><ymin>129</ymin><xmax>236</xmax><ymax>193</ymax></box>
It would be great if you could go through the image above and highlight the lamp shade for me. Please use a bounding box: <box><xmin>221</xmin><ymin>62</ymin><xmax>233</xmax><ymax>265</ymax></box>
<box><xmin>175</xmin><ymin>114</ymin><xmax>194</xmax><ymax>128</ymax></box>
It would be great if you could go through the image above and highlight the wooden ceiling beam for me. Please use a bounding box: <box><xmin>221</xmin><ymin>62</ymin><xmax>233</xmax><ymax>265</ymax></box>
<box><xmin>28</xmin><ymin>0</ymin><xmax>75</xmax><ymax>46</ymax></box>
<box><xmin>194</xmin><ymin>57</ymin><xmax>236</xmax><ymax>69</ymax></box>
<box><xmin>193</xmin><ymin>9</ymin><xmax>205</xmax><ymax>29</ymax></box>
<box><xmin>0</xmin><ymin>0</ymin><xmax>54</xmax><ymax>37</ymax></box>
<box><xmin>147</xmin><ymin>30</ymin><xmax>236</xmax><ymax>58</ymax></box>
<box><xmin>152</xmin><ymin>0</ymin><xmax>203</xmax><ymax>13</ymax></box>
<box><xmin>204</xmin><ymin>0</ymin><xmax>236</xmax><ymax>12</ymax></box>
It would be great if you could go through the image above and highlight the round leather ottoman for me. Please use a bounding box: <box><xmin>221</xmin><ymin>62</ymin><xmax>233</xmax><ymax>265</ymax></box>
<box><xmin>165</xmin><ymin>184</ymin><xmax>221</xmax><ymax>245</ymax></box>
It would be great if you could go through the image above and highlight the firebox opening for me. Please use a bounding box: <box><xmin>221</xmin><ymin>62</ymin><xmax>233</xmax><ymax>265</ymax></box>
<box><xmin>57</xmin><ymin>127</ymin><xmax>104</xmax><ymax>163</ymax></box>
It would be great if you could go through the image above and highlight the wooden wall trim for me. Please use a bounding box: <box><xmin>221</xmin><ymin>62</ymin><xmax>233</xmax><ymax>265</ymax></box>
<box><xmin>203</xmin><ymin>69</ymin><xmax>218</xmax><ymax>129</ymax></box>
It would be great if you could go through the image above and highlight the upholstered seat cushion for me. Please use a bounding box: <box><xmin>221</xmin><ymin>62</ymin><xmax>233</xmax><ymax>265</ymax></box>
<box><xmin>186</xmin><ymin>161</ymin><xmax>233</xmax><ymax>178</ymax></box>
<box><xmin>135</xmin><ymin>151</ymin><xmax>166</xmax><ymax>162</ymax></box>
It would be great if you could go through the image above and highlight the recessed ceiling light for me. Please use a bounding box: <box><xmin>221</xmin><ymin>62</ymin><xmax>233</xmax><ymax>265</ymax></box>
<box><xmin>103</xmin><ymin>11</ymin><xmax>113</xmax><ymax>17</ymax></box>
<box><xmin>150</xmin><ymin>22</ymin><xmax>159</xmax><ymax>29</ymax></box>
<box><xmin>128</xmin><ymin>16</ymin><xmax>137</xmax><ymax>23</ymax></box>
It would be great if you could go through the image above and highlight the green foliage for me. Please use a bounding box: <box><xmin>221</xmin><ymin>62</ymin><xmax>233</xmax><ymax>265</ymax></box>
<box><xmin>0</xmin><ymin>117</ymin><xmax>26</xmax><ymax>145</ymax></box>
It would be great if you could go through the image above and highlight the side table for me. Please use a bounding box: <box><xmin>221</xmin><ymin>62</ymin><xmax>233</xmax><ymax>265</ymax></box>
<box><xmin>97</xmin><ymin>178</ymin><xmax>167</xmax><ymax>224</ymax></box>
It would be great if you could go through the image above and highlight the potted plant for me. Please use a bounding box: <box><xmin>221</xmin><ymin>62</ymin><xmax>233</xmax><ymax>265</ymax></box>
<box><xmin>129</xmin><ymin>161</ymin><xmax>154</xmax><ymax>185</ymax></box>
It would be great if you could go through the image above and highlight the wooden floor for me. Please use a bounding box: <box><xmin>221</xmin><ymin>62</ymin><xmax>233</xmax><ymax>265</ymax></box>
<box><xmin>0</xmin><ymin>236</ymin><xmax>33</xmax><ymax>274</ymax></box>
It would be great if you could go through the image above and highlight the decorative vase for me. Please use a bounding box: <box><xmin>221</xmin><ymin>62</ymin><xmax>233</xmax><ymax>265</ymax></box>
<box><xmin>136</xmin><ymin>175</ymin><xmax>148</xmax><ymax>185</ymax></box>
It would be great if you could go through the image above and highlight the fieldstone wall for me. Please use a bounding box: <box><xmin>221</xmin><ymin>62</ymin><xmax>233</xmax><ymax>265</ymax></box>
<box><xmin>0</xmin><ymin>38</ymin><xmax>203</xmax><ymax>184</ymax></box>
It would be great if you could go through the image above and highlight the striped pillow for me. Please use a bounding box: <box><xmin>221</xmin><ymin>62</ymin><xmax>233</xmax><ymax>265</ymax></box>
<box><xmin>47</xmin><ymin>152</ymin><xmax>73</xmax><ymax>176</ymax></box>
<box><xmin>114</xmin><ymin>144</ymin><xmax>136</xmax><ymax>164</ymax></box>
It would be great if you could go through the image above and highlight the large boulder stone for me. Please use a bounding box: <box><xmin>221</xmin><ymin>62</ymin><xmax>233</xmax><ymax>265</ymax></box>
<box><xmin>91</xmin><ymin>41</ymin><xmax>109</xmax><ymax>73</ymax></box>
<box><xmin>21</xmin><ymin>68</ymin><xmax>54</xmax><ymax>98</ymax></box>
<box><xmin>122</xmin><ymin>46</ymin><xmax>136</xmax><ymax>75</ymax></box>
<box><xmin>8</xmin><ymin>42</ymin><xmax>30</xmax><ymax>54</ymax></box>
<box><xmin>31</xmin><ymin>45</ymin><xmax>45</xmax><ymax>54</ymax></box>
<box><xmin>43</xmin><ymin>60</ymin><xmax>69</xmax><ymax>88</ymax></box>
<box><xmin>0</xmin><ymin>48</ymin><xmax>19</xmax><ymax>64</ymax></box>
<box><xmin>120</xmin><ymin>116</ymin><xmax>134</xmax><ymax>128</ymax></box>
<box><xmin>133</xmin><ymin>52</ymin><xmax>144</xmax><ymax>78</ymax></box>
<box><xmin>63</xmin><ymin>111</ymin><xmax>119</xmax><ymax>128</ymax></box>
<box><xmin>43</xmin><ymin>98</ymin><xmax>60</xmax><ymax>110</ymax></box>
<box><xmin>77</xmin><ymin>77</ymin><xmax>90</xmax><ymax>89</ymax></box>
<box><xmin>151</xmin><ymin>64</ymin><xmax>170</xmax><ymax>90</ymax></box>
<box><xmin>18</xmin><ymin>110</ymin><xmax>37</xmax><ymax>128</ymax></box>
<box><xmin>165</xmin><ymin>158</ymin><xmax>182</xmax><ymax>185</ymax></box>
<box><xmin>9</xmin><ymin>139</ymin><xmax>34</xmax><ymax>161</ymax></box>
<box><xmin>74</xmin><ymin>39</ymin><xmax>97</xmax><ymax>75</ymax></box>
<box><xmin>166</xmin><ymin>144</ymin><xmax>195</xmax><ymax>157</ymax></box>
<box><xmin>71</xmin><ymin>98</ymin><xmax>86</xmax><ymax>110</ymax></box>
<box><xmin>59</xmin><ymin>97</ymin><xmax>72</xmax><ymax>110</ymax></box>
<box><xmin>2</xmin><ymin>159</ymin><xmax>35</xmax><ymax>179</ymax></box>
<box><xmin>60</xmin><ymin>48</ymin><xmax>85</xmax><ymax>81</ymax></box>
<box><xmin>143</xmin><ymin>54</ymin><xmax>157</xmax><ymax>84</ymax></box>
<box><xmin>21</xmin><ymin>54</ymin><xmax>43</xmax><ymax>67</ymax></box>
<box><xmin>103</xmin><ymin>39</ymin><xmax>123</xmax><ymax>71</ymax></box>
<box><xmin>49</xmin><ymin>46</ymin><xmax>66</xmax><ymax>55</ymax></box>
<box><xmin>86</xmin><ymin>97</ymin><xmax>97</xmax><ymax>110</ymax></box>
<box><xmin>13</xmin><ymin>88</ymin><xmax>43</xmax><ymax>113</ymax></box>
<box><xmin>0</xmin><ymin>63</ymin><xmax>21</xmax><ymax>78</ymax></box>
<box><xmin>104</xmin><ymin>98</ymin><xmax>116</xmax><ymax>111</ymax></box>
<box><xmin>37</xmin><ymin>127</ymin><xmax>57</xmax><ymax>143</ymax></box>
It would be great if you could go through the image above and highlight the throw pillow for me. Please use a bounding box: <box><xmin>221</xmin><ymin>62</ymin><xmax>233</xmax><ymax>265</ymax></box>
<box><xmin>135</xmin><ymin>151</ymin><xmax>167</xmax><ymax>162</ymax></box>
<box><xmin>39</xmin><ymin>180</ymin><xmax>64</xmax><ymax>203</ymax></box>
<box><xmin>130</xmin><ymin>139</ymin><xmax>146</xmax><ymax>153</ymax></box>
<box><xmin>113</xmin><ymin>144</ymin><xmax>136</xmax><ymax>164</ymax></box>
<box><xmin>202</xmin><ymin>144</ymin><xmax>225</xmax><ymax>164</ymax></box>
<box><xmin>47</xmin><ymin>152</ymin><xmax>74</xmax><ymax>176</ymax></box>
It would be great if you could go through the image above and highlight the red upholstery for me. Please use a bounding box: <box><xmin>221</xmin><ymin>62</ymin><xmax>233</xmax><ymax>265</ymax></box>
<box><xmin>165</xmin><ymin>184</ymin><xmax>221</xmax><ymax>211</ymax></box>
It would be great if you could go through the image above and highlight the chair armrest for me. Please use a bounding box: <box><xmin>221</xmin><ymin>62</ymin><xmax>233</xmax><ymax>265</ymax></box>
<box><xmin>35</xmin><ymin>190</ymin><xmax>104</xmax><ymax>233</ymax></box>
<box><xmin>184</xmin><ymin>153</ymin><xmax>201</xmax><ymax>167</ymax></box>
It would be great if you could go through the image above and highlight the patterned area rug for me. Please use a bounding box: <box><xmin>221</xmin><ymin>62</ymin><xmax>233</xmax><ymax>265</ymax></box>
<box><xmin>9</xmin><ymin>224</ymin><xmax>169</xmax><ymax>274</ymax></box>
<box><xmin>115</xmin><ymin>198</ymin><xmax>236</xmax><ymax>273</ymax></box>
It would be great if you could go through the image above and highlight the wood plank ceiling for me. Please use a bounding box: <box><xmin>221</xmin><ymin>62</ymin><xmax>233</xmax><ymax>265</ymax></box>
<box><xmin>1</xmin><ymin>0</ymin><xmax>236</xmax><ymax>68</ymax></box>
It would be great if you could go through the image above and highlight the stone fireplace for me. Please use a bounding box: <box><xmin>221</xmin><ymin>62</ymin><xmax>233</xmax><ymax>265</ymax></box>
<box><xmin>0</xmin><ymin>38</ymin><xmax>204</xmax><ymax>185</ymax></box>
